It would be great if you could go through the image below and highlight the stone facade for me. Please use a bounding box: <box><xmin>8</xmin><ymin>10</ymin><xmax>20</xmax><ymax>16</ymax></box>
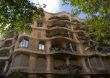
<box><xmin>0</xmin><ymin>11</ymin><xmax>110</xmax><ymax>78</ymax></box>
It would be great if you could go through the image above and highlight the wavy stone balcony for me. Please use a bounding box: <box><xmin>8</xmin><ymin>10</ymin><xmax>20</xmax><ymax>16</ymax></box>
<box><xmin>73</xmin><ymin>25</ymin><xmax>87</xmax><ymax>31</ymax></box>
<box><xmin>77</xmin><ymin>33</ymin><xmax>90</xmax><ymax>43</ymax></box>
<box><xmin>47</xmin><ymin>24</ymin><xmax>72</xmax><ymax>29</ymax></box>
<box><xmin>46</xmin><ymin>33</ymin><xmax>73</xmax><ymax>39</ymax></box>
<box><xmin>18</xmin><ymin>32</ymin><xmax>30</xmax><ymax>39</ymax></box>
<box><xmin>47</xmin><ymin>26</ymin><xmax>72</xmax><ymax>31</ymax></box>
<box><xmin>84</xmin><ymin>44</ymin><xmax>110</xmax><ymax>56</ymax></box>
<box><xmin>14</xmin><ymin>47</ymin><xmax>78</xmax><ymax>56</ymax></box>
<box><xmin>9</xmin><ymin>65</ymin><xmax>84</xmax><ymax>75</ymax></box>
<box><xmin>8</xmin><ymin>67</ymin><xmax>68</xmax><ymax>74</ymax></box>
<box><xmin>47</xmin><ymin>19</ymin><xmax>71</xmax><ymax>29</ymax></box>
<box><xmin>85</xmin><ymin>59</ymin><xmax>108</xmax><ymax>74</ymax></box>
<box><xmin>0</xmin><ymin>43</ymin><xmax>13</xmax><ymax>58</ymax></box>
<box><xmin>14</xmin><ymin>38</ymin><xmax>78</xmax><ymax>55</ymax></box>
<box><xmin>88</xmin><ymin>66</ymin><xmax>108</xmax><ymax>74</ymax></box>
<box><xmin>48</xmin><ymin>16</ymin><xmax>70</xmax><ymax>21</ymax></box>
<box><xmin>0</xmin><ymin>39</ymin><xmax>13</xmax><ymax>47</ymax></box>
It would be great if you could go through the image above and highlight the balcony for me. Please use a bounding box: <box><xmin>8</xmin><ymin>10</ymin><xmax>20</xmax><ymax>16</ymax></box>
<box><xmin>47</xmin><ymin>23</ymin><xmax>71</xmax><ymax>29</ymax></box>
<box><xmin>78</xmin><ymin>36</ymin><xmax>89</xmax><ymax>41</ymax></box>
<box><xmin>0</xmin><ymin>49</ymin><xmax>10</xmax><ymax>57</ymax></box>
<box><xmin>47</xmin><ymin>18</ymin><xmax>71</xmax><ymax>29</ymax></box>
<box><xmin>98</xmin><ymin>47</ymin><xmax>110</xmax><ymax>53</ymax></box>
<box><xmin>1</xmin><ymin>40</ymin><xmax>12</xmax><ymax>48</ymax></box>
<box><xmin>14</xmin><ymin>44</ymin><xmax>47</xmax><ymax>54</ymax></box>
<box><xmin>87</xmin><ymin>57</ymin><xmax>107</xmax><ymax>74</ymax></box>
<box><xmin>53</xmin><ymin>64</ymin><xmax>82</xmax><ymax>74</ymax></box>
<box><xmin>50</xmin><ymin>46</ymin><xmax>77</xmax><ymax>53</ymax></box>
<box><xmin>93</xmin><ymin>67</ymin><xmax>107</xmax><ymax>74</ymax></box>
<box><xmin>46</xmin><ymin>33</ymin><xmax>73</xmax><ymax>39</ymax></box>
<box><xmin>47</xmin><ymin>25</ymin><xmax>72</xmax><ymax>30</ymax></box>
<box><xmin>18</xmin><ymin>32</ymin><xmax>30</xmax><ymax>38</ymax></box>
<box><xmin>48</xmin><ymin>16</ymin><xmax>70</xmax><ymax>21</ymax></box>
<box><xmin>74</xmin><ymin>25</ymin><xmax>87</xmax><ymax>31</ymax></box>
<box><xmin>46</xmin><ymin>29</ymin><xmax>74</xmax><ymax>40</ymax></box>
<box><xmin>50</xmin><ymin>39</ymin><xmax>77</xmax><ymax>54</ymax></box>
<box><xmin>77</xmin><ymin>32</ymin><xmax>89</xmax><ymax>42</ymax></box>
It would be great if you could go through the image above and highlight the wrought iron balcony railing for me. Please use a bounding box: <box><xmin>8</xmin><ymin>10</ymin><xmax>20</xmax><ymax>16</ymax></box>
<box><xmin>50</xmin><ymin>47</ymin><xmax>77</xmax><ymax>53</ymax></box>
<box><xmin>46</xmin><ymin>33</ymin><xmax>73</xmax><ymax>39</ymax></box>
<box><xmin>49</xmin><ymin>16</ymin><xmax>70</xmax><ymax>21</ymax></box>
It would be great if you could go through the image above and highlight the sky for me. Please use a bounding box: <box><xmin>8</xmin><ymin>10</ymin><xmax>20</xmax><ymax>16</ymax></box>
<box><xmin>30</xmin><ymin>0</ymin><xmax>86</xmax><ymax>19</ymax></box>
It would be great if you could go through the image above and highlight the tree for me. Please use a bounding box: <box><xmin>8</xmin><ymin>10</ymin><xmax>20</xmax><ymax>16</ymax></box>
<box><xmin>0</xmin><ymin>0</ymin><xmax>44</xmax><ymax>37</ymax></box>
<box><xmin>63</xmin><ymin>0</ymin><xmax>110</xmax><ymax>47</ymax></box>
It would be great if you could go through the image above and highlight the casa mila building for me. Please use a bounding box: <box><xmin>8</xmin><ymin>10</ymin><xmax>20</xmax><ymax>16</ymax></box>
<box><xmin>0</xmin><ymin>12</ymin><xmax>110</xmax><ymax>78</ymax></box>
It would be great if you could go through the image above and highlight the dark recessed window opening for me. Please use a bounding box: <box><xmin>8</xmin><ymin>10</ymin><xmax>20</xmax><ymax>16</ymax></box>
<box><xmin>38</xmin><ymin>41</ymin><xmax>45</xmax><ymax>50</ymax></box>
<box><xmin>19</xmin><ymin>38</ymin><xmax>29</xmax><ymax>47</ymax></box>
<box><xmin>37</xmin><ymin>21</ymin><xmax>43</xmax><ymax>27</ymax></box>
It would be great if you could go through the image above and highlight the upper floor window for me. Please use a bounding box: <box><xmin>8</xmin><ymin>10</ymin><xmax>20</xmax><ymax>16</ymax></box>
<box><xmin>19</xmin><ymin>38</ymin><xmax>29</xmax><ymax>47</ymax></box>
<box><xmin>38</xmin><ymin>41</ymin><xmax>45</xmax><ymax>50</ymax></box>
<box><xmin>37</xmin><ymin>21</ymin><xmax>43</xmax><ymax>27</ymax></box>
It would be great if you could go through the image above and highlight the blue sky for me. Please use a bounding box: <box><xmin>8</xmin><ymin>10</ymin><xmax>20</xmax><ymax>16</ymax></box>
<box><xmin>30</xmin><ymin>0</ymin><xmax>86</xmax><ymax>19</ymax></box>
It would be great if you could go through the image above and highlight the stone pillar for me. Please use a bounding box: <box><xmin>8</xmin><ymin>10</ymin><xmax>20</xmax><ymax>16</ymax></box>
<box><xmin>46</xmin><ymin>40</ymin><xmax>51</xmax><ymax>53</ymax></box>
<box><xmin>28</xmin><ymin>55</ymin><xmax>36</xmax><ymax>78</ymax></box>
<box><xmin>47</xmin><ymin>74</ymin><xmax>54</xmax><ymax>78</ymax></box>
<box><xmin>29</xmin><ymin>55</ymin><xmax>36</xmax><ymax>72</ymax></box>
<box><xmin>66</xmin><ymin>57</ymin><xmax>70</xmax><ymax>65</ymax></box>
<box><xmin>73</xmin><ymin>32</ymin><xmax>79</xmax><ymax>42</ymax></box>
<box><xmin>28</xmin><ymin>74</ymin><xmax>36</xmax><ymax>78</ymax></box>
<box><xmin>3</xmin><ymin>61</ymin><xmax>8</xmax><ymax>73</ymax></box>
<box><xmin>62</xmin><ymin>41</ymin><xmax>66</xmax><ymax>49</ymax></box>
<box><xmin>85</xmin><ymin>75</ymin><xmax>90</xmax><ymax>78</ymax></box>
<box><xmin>46</xmin><ymin>55</ymin><xmax>53</xmax><ymax>72</ymax></box>
<box><xmin>80</xmin><ymin>58</ymin><xmax>90</xmax><ymax>73</ymax></box>
<box><xmin>76</xmin><ymin>42</ymin><xmax>85</xmax><ymax>55</ymax></box>
<box><xmin>87</xmin><ymin>58</ymin><xmax>93</xmax><ymax>73</ymax></box>
<box><xmin>99</xmin><ymin>57</ymin><xmax>105</xmax><ymax>67</ymax></box>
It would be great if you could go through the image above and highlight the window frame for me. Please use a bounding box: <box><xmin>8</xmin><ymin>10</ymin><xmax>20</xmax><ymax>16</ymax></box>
<box><xmin>19</xmin><ymin>38</ymin><xmax>29</xmax><ymax>48</ymax></box>
<box><xmin>37</xmin><ymin>21</ymin><xmax>43</xmax><ymax>27</ymax></box>
<box><xmin>38</xmin><ymin>41</ymin><xmax>45</xmax><ymax>51</ymax></box>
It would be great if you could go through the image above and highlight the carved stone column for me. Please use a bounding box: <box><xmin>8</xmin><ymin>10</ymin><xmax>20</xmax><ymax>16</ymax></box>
<box><xmin>28</xmin><ymin>74</ymin><xmax>36</xmax><ymax>78</ymax></box>
<box><xmin>80</xmin><ymin>58</ymin><xmax>90</xmax><ymax>73</ymax></box>
<box><xmin>66</xmin><ymin>57</ymin><xmax>70</xmax><ymax>65</ymax></box>
<box><xmin>46</xmin><ymin>55</ymin><xmax>53</xmax><ymax>72</ymax></box>
<box><xmin>28</xmin><ymin>55</ymin><xmax>36</xmax><ymax>78</ymax></box>
<box><xmin>85</xmin><ymin>75</ymin><xmax>90</xmax><ymax>78</ymax></box>
<box><xmin>3</xmin><ymin>61</ymin><xmax>8</xmax><ymax>73</ymax></box>
<box><xmin>46</xmin><ymin>40</ymin><xmax>51</xmax><ymax>53</ymax></box>
<box><xmin>47</xmin><ymin>74</ymin><xmax>54</xmax><ymax>78</ymax></box>
<box><xmin>29</xmin><ymin>54</ymin><xmax>36</xmax><ymax>73</ymax></box>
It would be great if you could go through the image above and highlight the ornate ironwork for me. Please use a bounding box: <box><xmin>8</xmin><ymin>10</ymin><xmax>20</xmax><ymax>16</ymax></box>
<box><xmin>54</xmin><ymin>64</ymin><xmax>82</xmax><ymax>73</ymax></box>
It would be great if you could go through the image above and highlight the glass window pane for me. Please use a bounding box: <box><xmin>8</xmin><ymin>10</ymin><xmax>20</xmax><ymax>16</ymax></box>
<box><xmin>19</xmin><ymin>38</ymin><xmax>29</xmax><ymax>47</ymax></box>
<box><xmin>38</xmin><ymin>41</ymin><xmax>45</xmax><ymax>50</ymax></box>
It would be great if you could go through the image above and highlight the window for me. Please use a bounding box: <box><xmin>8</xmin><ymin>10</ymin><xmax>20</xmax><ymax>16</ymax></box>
<box><xmin>37</xmin><ymin>21</ymin><xmax>43</xmax><ymax>27</ymax></box>
<box><xmin>36</xmin><ymin>57</ymin><xmax>46</xmax><ymax>71</ymax></box>
<box><xmin>89</xmin><ymin>57</ymin><xmax>103</xmax><ymax>67</ymax></box>
<box><xmin>12</xmin><ymin>54</ymin><xmax>29</xmax><ymax>67</ymax></box>
<box><xmin>38</xmin><ymin>41</ymin><xmax>45</xmax><ymax>50</ymax></box>
<box><xmin>19</xmin><ymin>38</ymin><xmax>29</xmax><ymax>47</ymax></box>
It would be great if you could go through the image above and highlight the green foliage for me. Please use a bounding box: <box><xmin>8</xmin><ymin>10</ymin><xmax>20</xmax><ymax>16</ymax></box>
<box><xmin>9</xmin><ymin>70</ymin><xmax>27</xmax><ymax>78</ymax></box>
<box><xmin>0</xmin><ymin>0</ymin><xmax>44</xmax><ymax>37</ymax></box>
<box><xmin>63</xmin><ymin>0</ymin><xmax>110</xmax><ymax>46</ymax></box>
